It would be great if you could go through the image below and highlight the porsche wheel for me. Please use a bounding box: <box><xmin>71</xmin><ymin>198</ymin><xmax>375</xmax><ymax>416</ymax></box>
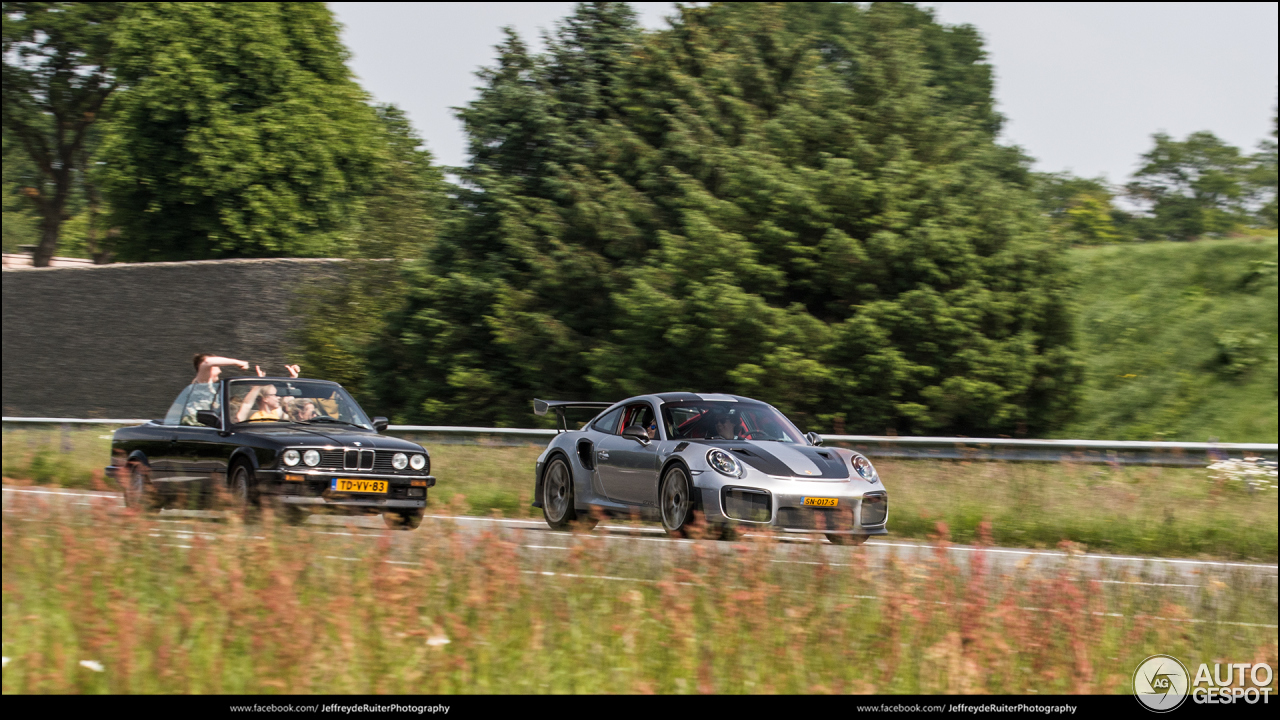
<box><xmin>659</xmin><ymin>465</ymin><xmax>694</xmax><ymax>537</ymax></box>
<box><xmin>541</xmin><ymin>456</ymin><xmax>577</xmax><ymax>530</ymax></box>
<box><xmin>827</xmin><ymin>533</ymin><xmax>868</xmax><ymax>546</ymax></box>
<box><xmin>229</xmin><ymin>462</ymin><xmax>262</xmax><ymax>523</ymax></box>
<box><xmin>384</xmin><ymin>508</ymin><xmax>424</xmax><ymax>530</ymax></box>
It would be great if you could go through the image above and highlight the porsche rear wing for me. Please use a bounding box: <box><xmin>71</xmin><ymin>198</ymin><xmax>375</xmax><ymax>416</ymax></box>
<box><xmin>533</xmin><ymin>398</ymin><xmax>615</xmax><ymax>432</ymax></box>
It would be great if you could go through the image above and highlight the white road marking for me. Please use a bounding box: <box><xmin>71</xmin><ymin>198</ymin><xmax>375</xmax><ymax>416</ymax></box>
<box><xmin>523</xmin><ymin>544</ymin><xmax>570</xmax><ymax>550</ymax></box>
<box><xmin>860</xmin><ymin>539</ymin><xmax>1278</xmax><ymax>570</ymax></box>
<box><xmin>522</xmin><ymin>569</ymin><xmax>695</xmax><ymax>586</ymax></box>
<box><xmin>1099</xmin><ymin>580</ymin><xmax>1199</xmax><ymax>588</ymax></box>
<box><xmin>4</xmin><ymin>487</ymin><xmax>117</xmax><ymax>498</ymax></box>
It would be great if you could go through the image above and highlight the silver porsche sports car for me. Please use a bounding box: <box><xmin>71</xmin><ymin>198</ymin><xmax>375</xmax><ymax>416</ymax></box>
<box><xmin>531</xmin><ymin>393</ymin><xmax>887</xmax><ymax>544</ymax></box>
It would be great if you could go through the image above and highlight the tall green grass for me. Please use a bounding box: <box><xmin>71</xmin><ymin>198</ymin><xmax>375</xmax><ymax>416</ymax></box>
<box><xmin>2</xmin><ymin>496</ymin><xmax>1275</xmax><ymax>694</ymax></box>
<box><xmin>1064</xmin><ymin>235</ymin><xmax>1278</xmax><ymax>443</ymax></box>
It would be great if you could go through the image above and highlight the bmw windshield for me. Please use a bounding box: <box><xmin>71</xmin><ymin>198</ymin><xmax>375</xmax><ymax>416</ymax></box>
<box><xmin>227</xmin><ymin>379</ymin><xmax>373</xmax><ymax>429</ymax></box>
<box><xmin>661</xmin><ymin>401</ymin><xmax>806</xmax><ymax>443</ymax></box>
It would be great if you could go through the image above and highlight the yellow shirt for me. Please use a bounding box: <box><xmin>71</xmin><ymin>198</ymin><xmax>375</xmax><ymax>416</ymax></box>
<box><xmin>248</xmin><ymin>407</ymin><xmax>284</xmax><ymax>421</ymax></box>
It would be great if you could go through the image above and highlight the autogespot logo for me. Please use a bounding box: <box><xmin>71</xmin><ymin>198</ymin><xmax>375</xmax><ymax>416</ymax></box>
<box><xmin>1134</xmin><ymin>655</ymin><xmax>1190</xmax><ymax>712</ymax></box>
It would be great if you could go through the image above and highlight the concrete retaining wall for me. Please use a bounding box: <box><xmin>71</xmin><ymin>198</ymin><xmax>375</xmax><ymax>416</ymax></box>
<box><xmin>2</xmin><ymin>258</ymin><xmax>347</xmax><ymax>418</ymax></box>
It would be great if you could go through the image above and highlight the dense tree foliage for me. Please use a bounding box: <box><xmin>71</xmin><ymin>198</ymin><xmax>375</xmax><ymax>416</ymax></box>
<box><xmin>1249</xmin><ymin>111</ymin><xmax>1277</xmax><ymax>229</ymax></box>
<box><xmin>370</xmin><ymin>2</ymin><xmax>1082</xmax><ymax>436</ymax></box>
<box><xmin>2</xmin><ymin>1</ymin><xmax>124</xmax><ymax>266</ymax></box>
<box><xmin>1125</xmin><ymin>131</ymin><xmax>1255</xmax><ymax>241</ymax></box>
<box><xmin>293</xmin><ymin>104</ymin><xmax>453</xmax><ymax>403</ymax></box>
<box><xmin>1032</xmin><ymin>172</ymin><xmax>1124</xmax><ymax>245</ymax></box>
<box><xmin>98</xmin><ymin>2</ymin><xmax>388</xmax><ymax>260</ymax></box>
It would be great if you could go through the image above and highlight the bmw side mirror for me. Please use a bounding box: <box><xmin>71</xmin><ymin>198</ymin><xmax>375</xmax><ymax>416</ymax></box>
<box><xmin>621</xmin><ymin>425</ymin><xmax>650</xmax><ymax>445</ymax></box>
<box><xmin>196</xmin><ymin>410</ymin><xmax>222</xmax><ymax>429</ymax></box>
<box><xmin>806</xmin><ymin>431</ymin><xmax>823</xmax><ymax>446</ymax></box>
<box><xmin>372</xmin><ymin>416</ymin><xmax>389</xmax><ymax>433</ymax></box>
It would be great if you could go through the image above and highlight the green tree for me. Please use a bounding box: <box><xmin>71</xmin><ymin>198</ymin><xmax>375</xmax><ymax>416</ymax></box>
<box><xmin>294</xmin><ymin>104</ymin><xmax>452</xmax><ymax>404</ymax></box>
<box><xmin>2</xmin><ymin>126</ymin><xmax>40</xmax><ymax>252</ymax></box>
<box><xmin>1248</xmin><ymin>109</ymin><xmax>1277</xmax><ymax>228</ymax></box>
<box><xmin>1126</xmin><ymin>131</ymin><xmax>1251</xmax><ymax>241</ymax></box>
<box><xmin>1032</xmin><ymin>172</ymin><xmax>1123</xmax><ymax>244</ymax></box>
<box><xmin>373</xmin><ymin>2</ymin><xmax>1081</xmax><ymax>437</ymax></box>
<box><xmin>2</xmin><ymin>2</ymin><xmax>125</xmax><ymax>266</ymax></box>
<box><xmin>99</xmin><ymin>2</ymin><xmax>387</xmax><ymax>261</ymax></box>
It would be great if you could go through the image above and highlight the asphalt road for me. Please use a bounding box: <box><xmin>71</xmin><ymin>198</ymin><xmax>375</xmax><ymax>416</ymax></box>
<box><xmin>6</xmin><ymin>484</ymin><xmax>1277</xmax><ymax>589</ymax></box>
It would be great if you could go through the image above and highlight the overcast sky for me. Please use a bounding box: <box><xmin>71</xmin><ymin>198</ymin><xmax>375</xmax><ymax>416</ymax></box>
<box><xmin>330</xmin><ymin>2</ymin><xmax>1279</xmax><ymax>184</ymax></box>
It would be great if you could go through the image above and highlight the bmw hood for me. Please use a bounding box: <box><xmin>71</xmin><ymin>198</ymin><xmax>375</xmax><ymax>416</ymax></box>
<box><xmin>239</xmin><ymin>426</ymin><xmax>427</xmax><ymax>453</ymax></box>
<box><xmin>696</xmin><ymin>440</ymin><xmax>849</xmax><ymax>479</ymax></box>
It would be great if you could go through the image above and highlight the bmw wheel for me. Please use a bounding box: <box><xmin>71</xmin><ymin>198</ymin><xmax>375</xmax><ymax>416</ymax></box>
<box><xmin>229</xmin><ymin>462</ymin><xmax>262</xmax><ymax>523</ymax></box>
<box><xmin>384</xmin><ymin>508</ymin><xmax>424</xmax><ymax>530</ymax></box>
<box><xmin>541</xmin><ymin>456</ymin><xmax>577</xmax><ymax>530</ymax></box>
<box><xmin>124</xmin><ymin>464</ymin><xmax>159</xmax><ymax>512</ymax></box>
<box><xmin>280</xmin><ymin>502</ymin><xmax>309</xmax><ymax>526</ymax></box>
<box><xmin>659</xmin><ymin>465</ymin><xmax>694</xmax><ymax>537</ymax></box>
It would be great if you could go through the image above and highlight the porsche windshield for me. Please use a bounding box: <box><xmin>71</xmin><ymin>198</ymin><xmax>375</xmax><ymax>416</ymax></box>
<box><xmin>228</xmin><ymin>380</ymin><xmax>372</xmax><ymax>429</ymax></box>
<box><xmin>661</xmin><ymin>401</ymin><xmax>805</xmax><ymax>443</ymax></box>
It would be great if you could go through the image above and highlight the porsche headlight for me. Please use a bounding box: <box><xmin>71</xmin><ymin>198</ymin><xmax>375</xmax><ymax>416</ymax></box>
<box><xmin>409</xmin><ymin>454</ymin><xmax>427</xmax><ymax>471</ymax></box>
<box><xmin>707</xmin><ymin>448</ymin><xmax>741</xmax><ymax>477</ymax></box>
<box><xmin>851</xmin><ymin>454</ymin><xmax>878</xmax><ymax>482</ymax></box>
<box><xmin>303</xmin><ymin>449</ymin><xmax>321</xmax><ymax>467</ymax></box>
<box><xmin>282</xmin><ymin>449</ymin><xmax>300</xmax><ymax>466</ymax></box>
<box><xmin>392</xmin><ymin>452</ymin><xmax>409</xmax><ymax>470</ymax></box>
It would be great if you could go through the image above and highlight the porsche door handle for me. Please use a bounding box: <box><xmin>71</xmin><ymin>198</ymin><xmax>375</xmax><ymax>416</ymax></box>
<box><xmin>597</xmin><ymin>450</ymin><xmax>609</xmax><ymax>460</ymax></box>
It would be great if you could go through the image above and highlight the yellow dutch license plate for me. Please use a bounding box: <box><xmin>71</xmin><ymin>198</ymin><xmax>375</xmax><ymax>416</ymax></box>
<box><xmin>803</xmin><ymin>497</ymin><xmax>838</xmax><ymax>507</ymax></box>
<box><xmin>331</xmin><ymin>478</ymin><xmax>388</xmax><ymax>494</ymax></box>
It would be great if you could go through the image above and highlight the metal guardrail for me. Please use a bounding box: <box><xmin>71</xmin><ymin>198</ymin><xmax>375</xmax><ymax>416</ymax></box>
<box><xmin>5</xmin><ymin>417</ymin><xmax>1275</xmax><ymax>466</ymax></box>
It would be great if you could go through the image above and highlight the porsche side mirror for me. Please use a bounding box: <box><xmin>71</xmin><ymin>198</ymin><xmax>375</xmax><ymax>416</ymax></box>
<box><xmin>621</xmin><ymin>425</ymin><xmax>650</xmax><ymax>445</ymax></box>
<box><xmin>806</xmin><ymin>431</ymin><xmax>823</xmax><ymax>446</ymax></box>
<box><xmin>196</xmin><ymin>410</ymin><xmax>222</xmax><ymax>430</ymax></box>
<box><xmin>372</xmin><ymin>416</ymin><xmax>389</xmax><ymax>433</ymax></box>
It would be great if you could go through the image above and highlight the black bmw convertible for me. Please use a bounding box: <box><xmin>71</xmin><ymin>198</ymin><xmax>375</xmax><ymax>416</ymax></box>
<box><xmin>105</xmin><ymin>376</ymin><xmax>436</xmax><ymax>529</ymax></box>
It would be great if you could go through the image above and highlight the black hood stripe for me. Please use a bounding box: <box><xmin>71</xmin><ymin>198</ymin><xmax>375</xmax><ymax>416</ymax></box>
<box><xmin>694</xmin><ymin>441</ymin><xmax>848</xmax><ymax>478</ymax></box>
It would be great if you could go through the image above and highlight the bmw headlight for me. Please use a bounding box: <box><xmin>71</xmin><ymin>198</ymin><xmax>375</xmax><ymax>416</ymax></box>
<box><xmin>392</xmin><ymin>452</ymin><xmax>409</xmax><ymax>470</ymax></box>
<box><xmin>851</xmin><ymin>454</ymin><xmax>878</xmax><ymax>482</ymax></box>
<box><xmin>282</xmin><ymin>449</ymin><xmax>300</xmax><ymax>466</ymax></box>
<box><xmin>303</xmin><ymin>449</ymin><xmax>321</xmax><ymax>467</ymax></box>
<box><xmin>707</xmin><ymin>448</ymin><xmax>741</xmax><ymax>477</ymax></box>
<box><xmin>409</xmin><ymin>454</ymin><xmax>427</xmax><ymax>471</ymax></box>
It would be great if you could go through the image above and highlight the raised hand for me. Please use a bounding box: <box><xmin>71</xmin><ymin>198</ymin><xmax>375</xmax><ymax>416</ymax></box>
<box><xmin>285</xmin><ymin>364</ymin><xmax>301</xmax><ymax>378</ymax></box>
<box><xmin>255</xmin><ymin>365</ymin><xmax>265</xmax><ymax>377</ymax></box>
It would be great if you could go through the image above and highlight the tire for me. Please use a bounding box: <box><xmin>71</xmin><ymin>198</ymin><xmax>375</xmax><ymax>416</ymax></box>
<box><xmin>124</xmin><ymin>464</ymin><xmax>160</xmax><ymax>512</ymax></box>
<box><xmin>827</xmin><ymin>533</ymin><xmax>868</xmax><ymax>546</ymax></box>
<box><xmin>659</xmin><ymin>465</ymin><xmax>694</xmax><ymax>537</ymax></box>
<box><xmin>384</xmin><ymin>508</ymin><xmax>424</xmax><ymax>530</ymax></box>
<box><xmin>541</xmin><ymin>456</ymin><xmax>577</xmax><ymax>530</ymax></box>
<box><xmin>228</xmin><ymin>462</ymin><xmax>262</xmax><ymax>523</ymax></box>
<box><xmin>714</xmin><ymin>523</ymin><xmax>740</xmax><ymax>541</ymax></box>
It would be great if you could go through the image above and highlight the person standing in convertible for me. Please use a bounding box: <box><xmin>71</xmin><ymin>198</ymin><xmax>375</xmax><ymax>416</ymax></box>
<box><xmin>185</xmin><ymin>354</ymin><xmax>301</xmax><ymax>425</ymax></box>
